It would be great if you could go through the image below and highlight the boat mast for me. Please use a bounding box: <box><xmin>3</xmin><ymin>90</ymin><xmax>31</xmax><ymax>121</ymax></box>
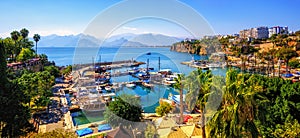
<box><xmin>147</xmin><ymin>58</ymin><xmax>149</xmax><ymax>74</ymax></box>
<box><xmin>158</xmin><ymin>57</ymin><xmax>160</xmax><ymax>71</ymax></box>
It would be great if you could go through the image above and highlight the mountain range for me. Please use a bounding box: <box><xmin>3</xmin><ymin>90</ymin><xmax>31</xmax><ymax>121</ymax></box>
<box><xmin>34</xmin><ymin>33</ymin><xmax>183</xmax><ymax>47</ymax></box>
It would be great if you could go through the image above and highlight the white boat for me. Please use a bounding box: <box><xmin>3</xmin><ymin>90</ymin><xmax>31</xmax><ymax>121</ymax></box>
<box><xmin>96</xmin><ymin>85</ymin><xmax>102</xmax><ymax>92</ymax></box>
<box><xmin>126</xmin><ymin>83</ymin><xmax>136</xmax><ymax>88</ymax></box>
<box><xmin>163</xmin><ymin>78</ymin><xmax>176</xmax><ymax>86</ymax></box>
<box><xmin>105</xmin><ymin>86</ymin><xmax>112</xmax><ymax>91</ymax></box>
<box><xmin>128</xmin><ymin>69</ymin><xmax>139</xmax><ymax>74</ymax></box>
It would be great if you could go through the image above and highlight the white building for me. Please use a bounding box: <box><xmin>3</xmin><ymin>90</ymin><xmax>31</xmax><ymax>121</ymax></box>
<box><xmin>254</xmin><ymin>27</ymin><xmax>269</xmax><ymax>39</ymax></box>
<box><xmin>268</xmin><ymin>26</ymin><xmax>289</xmax><ymax>37</ymax></box>
<box><xmin>239</xmin><ymin>26</ymin><xmax>269</xmax><ymax>39</ymax></box>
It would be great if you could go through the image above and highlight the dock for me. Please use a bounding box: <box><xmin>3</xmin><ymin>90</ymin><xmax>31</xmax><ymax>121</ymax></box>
<box><xmin>73</xmin><ymin>60</ymin><xmax>145</xmax><ymax>70</ymax></box>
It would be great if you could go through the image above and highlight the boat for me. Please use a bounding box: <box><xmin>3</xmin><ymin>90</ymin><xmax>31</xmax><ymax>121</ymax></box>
<box><xmin>206</xmin><ymin>62</ymin><xmax>223</xmax><ymax>68</ymax></box>
<box><xmin>96</xmin><ymin>85</ymin><xmax>102</xmax><ymax>93</ymax></box>
<box><xmin>134</xmin><ymin>95</ymin><xmax>141</xmax><ymax>99</ymax></box>
<box><xmin>128</xmin><ymin>69</ymin><xmax>139</xmax><ymax>74</ymax></box>
<box><xmin>142</xmin><ymin>82</ymin><xmax>154</xmax><ymax>88</ymax></box>
<box><xmin>126</xmin><ymin>82</ymin><xmax>136</xmax><ymax>88</ymax></box>
<box><xmin>80</xmin><ymin>100</ymin><xmax>106</xmax><ymax>112</ymax></box>
<box><xmin>163</xmin><ymin>77</ymin><xmax>177</xmax><ymax>86</ymax></box>
<box><xmin>105</xmin><ymin>86</ymin><xmax>112</xmax><ymax>91</ymax></box>
<box><xmin>69</xmin><ymin>105</ymin><xmax>81</xmax><ymax>112</ymax></box>
<box><xmin>142</xmin><ymin>80</ymin><xmax>154</xmax><ymax>88</ymax></box>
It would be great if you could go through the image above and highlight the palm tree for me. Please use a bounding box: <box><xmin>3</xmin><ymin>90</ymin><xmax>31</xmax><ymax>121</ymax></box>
<box><xmin>182</xmin><ymin>69</ymin><xmax>213</xmax><ymax>138</ymax></box>
<box><xmin>20</xmin><ymin>28</ymin><xmax>29</xmax><ymax>40</ymax></box>
<box><xmin>208</xmin><ymin>69</ymin><xmax>262</xmax><ymax>137</ymax></box>
<box><xmin>174</xmin><ymin>74</ymin><xmax>185</xmax><ymax>125</ymax></box>
<box><xmin>20</xmin><ymin>28</ymin><xmax>29</xmax><ymax>48</ymax></box>
<box><xmin>33</xmin><ymin>34</ymin><xmax>41</xmax><ymax>57</ymax></box>
<box><xmin>10</xmin><ymin>31</ymin><xmax>20</xmax><ymax>61</ymax></box>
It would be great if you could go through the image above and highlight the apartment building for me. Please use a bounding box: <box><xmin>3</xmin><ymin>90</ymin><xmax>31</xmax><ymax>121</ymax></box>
<box><xmin>268</xmin><ymin>26</ymin><xmax>289</xmax><ymax>37</ymax></box>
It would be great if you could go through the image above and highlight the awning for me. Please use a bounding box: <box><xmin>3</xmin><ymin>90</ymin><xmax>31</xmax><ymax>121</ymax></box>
<box><xmin>172</xmin><ymin>95</ymin><xmax>186</xmax><ymax>104</ymax></box>
<box><xmin>282</xmin><ymin>73</ymin><xmax>293</xmax><ymax>78</ymax></box>
<box><xmin>98</xmin><ymin>124</ymin><xmax>112</xmax><ymax>132</ymax></box>
<box><xmin>76</xmin><ymin>128</ymin><xmax>93</xmax><ymax>137</ymax></box>
<box><xmin>184</xmin><ymin>115</ymin><xmax>193</xmax><ymax>123</ymax></box>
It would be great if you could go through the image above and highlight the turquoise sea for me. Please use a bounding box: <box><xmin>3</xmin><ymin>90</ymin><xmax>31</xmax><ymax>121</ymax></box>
<box><xmin>38</xmin><ymin>46</ymin><xmax>226</xmax><ymax>76</ymax></box>
<box><xmin>38</xmin><ymin>46</ymin><xmax>227</xmax><ymax>125</ymax></box>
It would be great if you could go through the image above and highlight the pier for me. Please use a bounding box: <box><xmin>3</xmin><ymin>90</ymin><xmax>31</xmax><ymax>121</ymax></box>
<box><xmin>73</xmin><ymin>60</ymin><xmax>145</xmax><ymax>70</ymax></box>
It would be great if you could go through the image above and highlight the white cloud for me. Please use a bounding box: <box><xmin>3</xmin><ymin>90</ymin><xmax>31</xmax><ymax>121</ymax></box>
<box><xmin>122</xmin><ymin>26</ymin><xmax>137</xmax><ymax>31</ymax></box>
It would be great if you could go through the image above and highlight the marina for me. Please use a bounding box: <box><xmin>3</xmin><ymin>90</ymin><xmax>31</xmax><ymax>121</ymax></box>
<box><xmin>34</xmin><ymin>47</ymin><xmax>227</xmax><ymax>137</ymax></box>
<box><xmin>64</xmin><ymin>56</ymin><xmax>194</xmax><ymax>127</ymax></box>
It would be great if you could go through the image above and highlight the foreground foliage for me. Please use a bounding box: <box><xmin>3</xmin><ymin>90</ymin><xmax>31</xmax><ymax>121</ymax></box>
<box><xmin>181</xmin><ymin>68</ymin><xmax>300</xmax><ymax>137</ymax></box>
<box><xmin>29</xmin><ymin>129</ymin><xmax>77</xmax><ymax>138</ymax></box>
<box><xmin>0</xmin><ymin>29</ymin><xmax>57</xmax><ymax>137</ymax></box>
<box><xmin>104</xmin><ymin>94</ymin><xmax>143</xmax><ymax>128</ymax></box>
<box><xmin>155</xmin><ymin>101</ymin><xmax>173</xmax><ymax>116</ymax></box>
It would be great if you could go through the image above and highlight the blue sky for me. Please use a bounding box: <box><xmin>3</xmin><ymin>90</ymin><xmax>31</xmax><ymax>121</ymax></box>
<box><xmin>0</xmin><ymin>0</ymin><xmax>299</xmax><ymax>38</ymax></box>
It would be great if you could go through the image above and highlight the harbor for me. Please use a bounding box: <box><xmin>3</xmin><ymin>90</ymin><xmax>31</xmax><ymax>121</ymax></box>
<box><xmin>54</xmin><ymin>56</ymin><xmax>193</xmax><ymax>130</ymax></box>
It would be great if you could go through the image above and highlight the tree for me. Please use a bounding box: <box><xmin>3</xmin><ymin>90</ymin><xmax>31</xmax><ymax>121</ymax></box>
<box><xmin>174</xmin><ymin>74</ymin><xmax>185</xmax><ymax>124</ymax></box>
<box><xmin>295</xmin><ymin>30</ymin><xmax>300</xmax><ymax>36</ymax></box>
<box><xmin>104</xmin><ymin>94</ymin><xmax>142</xmax><ymax>128</ymax></box>
<box><xmin>17</xmin><ymin>71</ymin><xmax>37</xmax><ymax>107</ymax></box>
<box><xmin>184</xmin><ymin>69</ymin><xmax>213</xmax><ymax>138</ymax></box>
<box><xmin>0</xmin><ymin>41</ymin><xmax>7</xmax><ymax>86</ymax></box>
<box><xmin>20</xmin><ymin>28</ymin><xmax>29</xmax><ymax>39</ymax></box>
<box><xmin>44</xmin><ymin>65</ymin><xmax>60</xmax><ymax>77</ymax></box>
<box><xmin>144</xmin><ymin>123</ymin><xmax>158</xmax><ymax>138</ymax></box>
<box><xmin>276</xmin><ymin>47</ymin><xmax>298</xmax><ymax>74</ymax></box>
<box><xmin>62</xmin><ymin>65</ymin><xmax>72</xmax><ymax>75</ymax></box>
<box><xmin>36</xmin><ymin>71</ymin><xmax>55</xmax><ymax>97</ymax></box>
<box><xmin>33</xmin><ymin>34</ymin><xmax>40</xmax><ymax>57</ymax></box>
<box><xmin>20</xmin><ymin>28</ymin><xmax>29</xmax><ymax>48</ymax></box>
<box><xmin>34</xmin><ymin>96</ymin><xmax>50</xmax><ymax>110</ymax></box>
<box><xmin>16</xmin><ymin>48</ymin><xmax>35</xmax><ymax>62</ymax></box>
<box><xmin>40</xmin><ymin>54</ymin><xmax>48</xmax><ymax>71</ymax></box>
<box><xmin>29</xmin><ymin>129</ymin><xmax>77</xmax><ymax>138</ymax></box>
<box><xmin>288</xmin><ymin>59</ymin><xmax>300</xmax><ymax>68</ymax></box>
<box><xmin>209</xmin><ymin>69</ymin><xmax>262</xmax><ymax>138</ymax></box>
<box><xmin>10</xmin><ymin>31</ymin><xmax>20</xmax><ymax>61</ymax></box>
<box><xmin>155</xmin><ymin>101</ymin><xmax>173</xmax><ymax>116</ymax></box>
<box><xmin>272</xmin><ymin>119</ymin><xmax>300</xmax><ymax>138</ymax></box>
<box><xmin>2</xmin><ymin>38</ymin><xmax>15</xmax><ymax>62</ymax></box>
<box><xmin>0</xmin><ymin>42</ymin><xmax>31</xmax><ymax>137</ymax></box>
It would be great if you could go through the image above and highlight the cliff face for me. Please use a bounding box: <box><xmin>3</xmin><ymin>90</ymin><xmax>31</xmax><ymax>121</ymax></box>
<box><xmin>170</xmin><ymin>43</ymin><xmax>190</xmax><ymax>53</ymax></box>
<box><xmin>170</xmin><ymin>38</ymin><xmax>222</xmax><ymax>55</ymax></box>
<box><xmin>170</xmin><ymin>42</ymin><xmax>207</xmax><ymax>55</ymax></box>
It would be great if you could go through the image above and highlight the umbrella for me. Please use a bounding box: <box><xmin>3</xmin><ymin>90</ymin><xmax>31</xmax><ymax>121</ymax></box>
<box><xmin>184</xmin><ymin>115</ymin><xmax>193</xmax><ymax>123</ymax></box>
<box><xmin>98</xmin><ymin>124</ymin><xmax>112</xmax><ymax>132</ymax></box>
<box><xmin>76</xmin><ymin>128</ymin><xmax>93</xmax><ymax>137</ymax></box>
<box><xmin>283</xmin><ymin>73</ymin><xmax>293</xmax><ymax>78</ymax></box>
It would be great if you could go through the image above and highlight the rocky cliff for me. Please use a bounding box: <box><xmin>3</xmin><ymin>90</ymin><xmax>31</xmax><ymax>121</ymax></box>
<box><xmin>171</xmin><ymin>38</ymin><xmax>222</xmax><ymax>55</ymax></box>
